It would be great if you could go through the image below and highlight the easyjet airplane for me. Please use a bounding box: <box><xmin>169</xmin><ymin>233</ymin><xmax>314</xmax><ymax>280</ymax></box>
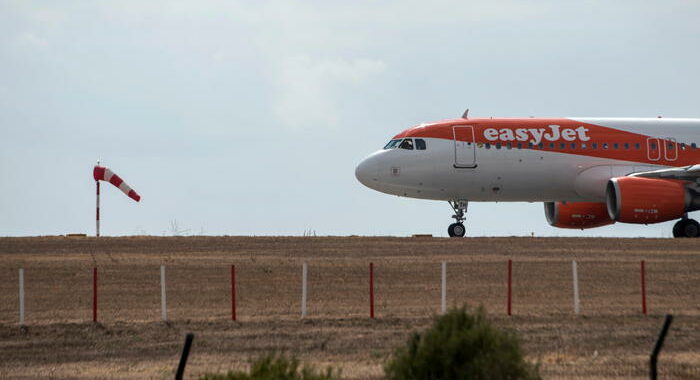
<box><xmin>355</xmin><ymin>111</ymin><xmax>700</xmax><ymax>238</ymax></box>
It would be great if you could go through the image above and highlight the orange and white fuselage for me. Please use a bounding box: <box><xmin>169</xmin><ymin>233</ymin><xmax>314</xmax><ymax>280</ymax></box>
<box><xmin>355</xmin><ymin>117</ymin><xmax>700</xmax><ymax>236</ymax></box>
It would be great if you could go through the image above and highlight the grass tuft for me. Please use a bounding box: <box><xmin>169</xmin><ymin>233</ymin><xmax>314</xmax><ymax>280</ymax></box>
<box><xmin>384</xmin><ymin>306</ymin><xmax>541</xmax><ymax>380</ymax></box>
<box><xmin>200</xmin><ymin>353</ymin><xmax>340</xmax><ymax>380</ymax></box>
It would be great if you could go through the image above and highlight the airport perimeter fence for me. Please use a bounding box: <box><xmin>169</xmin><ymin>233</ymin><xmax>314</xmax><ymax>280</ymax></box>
<box><xmin>3</xmin><ymin>259</ymin><xmax>672</xmax><ymax>325</ymax></box>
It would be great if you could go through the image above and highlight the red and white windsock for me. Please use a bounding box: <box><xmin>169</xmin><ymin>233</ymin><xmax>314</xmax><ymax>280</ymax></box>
<box><xmin>93</xmin><ymin>166</ymin><xmax>141</xmax><ymax>202</ymax></box>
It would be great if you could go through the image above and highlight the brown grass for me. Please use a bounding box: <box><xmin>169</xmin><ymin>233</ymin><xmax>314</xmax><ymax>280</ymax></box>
<box><xmin>0</xmin><ymin>236</ymin><xmax>699</xmax><ymax>379</ymax></box>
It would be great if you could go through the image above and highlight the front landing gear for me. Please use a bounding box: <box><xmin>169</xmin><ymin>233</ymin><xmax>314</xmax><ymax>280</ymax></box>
<box><xmin>448</xmin><ymin>200</ymin><xmax>468</xmax><ymax>238</ymax></box>
<box><xmin>673</xmin><ymin>218</ymin><xmax>700</xmax><ymax>238</ymax></box>
<box><xmin>448</xmin><ymin>223</ymin><xmax>466</xmax><ymax>237</ymax></box>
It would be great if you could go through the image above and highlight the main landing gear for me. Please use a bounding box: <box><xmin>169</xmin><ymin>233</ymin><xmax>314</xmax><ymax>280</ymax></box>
<box><xmin>673</xmin><ymin>216</ymin><xmax>700</xmax><ymax>238</ymax></box>
<box><xmin>448</xmin><ymin>200</ymin><xmax>468</xmax><ymax>237</ymax></box>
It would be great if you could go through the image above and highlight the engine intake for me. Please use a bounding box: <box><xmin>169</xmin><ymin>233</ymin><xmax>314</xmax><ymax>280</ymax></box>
<box><xmin>606</xmin><ymin>177</ymin><xmax>694</xmax><ymax>224</ymax></box>
<box><xmin>544</xmin><ymin>201</ymin><xmax>614</xmax><ymax>229</ymax></box>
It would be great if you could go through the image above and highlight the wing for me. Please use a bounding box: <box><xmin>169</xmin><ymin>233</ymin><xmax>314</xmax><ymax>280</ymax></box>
<box><xmin>630</xmin><ymin>165</ymin><xmax>700</xmax><ymax>181</ymax></box>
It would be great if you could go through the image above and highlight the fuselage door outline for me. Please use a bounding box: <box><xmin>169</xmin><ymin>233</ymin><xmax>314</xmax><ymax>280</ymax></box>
<box><xmin>647</xmin><ymin>137</ymin><xmax>661</xmax><ymax>161</ymax></box>
<box><xmin>453</xmin><ymin>125</ymin><xmax>477</xmax><ymax>168</ymax></box>
<box><xmin>664</xmin><ymin>137</ymin><xmax>678</xmax><ymax>161</ymax></box>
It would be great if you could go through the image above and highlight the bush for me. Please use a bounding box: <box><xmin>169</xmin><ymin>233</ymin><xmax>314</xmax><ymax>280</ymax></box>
<box><xmin>200</xmin><ymin>353</ymin><xmax>340</xmax><ymax>380</ymax></box>
<box><xmin>384</xmin><ymin>306</ymin><xmax>540</xmax><ymax>380</ymax></box>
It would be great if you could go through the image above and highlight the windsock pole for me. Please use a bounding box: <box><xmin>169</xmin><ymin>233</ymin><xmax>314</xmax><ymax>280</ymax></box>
<box><xmin>96</xmin><ymin>180</ymin><xmax>100</xmax><ymax>237</ymax></box>
<box><xmin>93</xmin><ymin>162</ymin><xmax>141</xmax><ymax>237</ymax></box>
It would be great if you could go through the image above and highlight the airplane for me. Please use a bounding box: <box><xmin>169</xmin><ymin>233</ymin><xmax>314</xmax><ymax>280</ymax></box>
<box><xmin>355</xmin><ymin>111</ymin><xmax>700</xmax><ymax>238</ymax></box>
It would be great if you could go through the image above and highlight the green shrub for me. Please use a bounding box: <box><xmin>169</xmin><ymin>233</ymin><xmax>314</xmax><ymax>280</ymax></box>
<box><xmin>384</xmin><ymin>306</ymin><xmax>540</xmax><ymax>380</ymax></box>
<box><xmin>200</xmin><ymin>353</ymin><xmax>340</xmax><ymax>380</ymax></box>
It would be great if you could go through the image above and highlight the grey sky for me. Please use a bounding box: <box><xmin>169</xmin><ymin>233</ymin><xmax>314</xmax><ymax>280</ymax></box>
<box><xmin>2</xmin><ymin>1</ymin><xmax>699</xmax><ymax>237</ymax></box>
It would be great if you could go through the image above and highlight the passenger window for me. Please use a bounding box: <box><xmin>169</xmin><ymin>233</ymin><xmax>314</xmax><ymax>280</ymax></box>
<box><xmin>517</xmin><ymin>143</ymin><xmax>523</xmax><ymax>149</ymax></box>
<box><xmin>538</xmin><ymin>143</ymin><xmax>544</xmax><ymax>149</ymax></box>
<box><xmin>415</xmin><ymin>139</ymin><xmax>426</xmax><ymax>150</ymax></box>
<box><xmin>581</xmin><ymin>143</ymin><xmax>587</xmax><ymax>149</ymax></box>
<box><xmin>506</xmin><ymin>142</ymin><xmax>512</xmax><ymax>149</ymax></box>
<box><xmin>399</xmin><ymin>139</ymin><xmax>414</xmax><ymax>150</ymax></box>
<box><xmin>613</xmin><ymin>143</ymin><xmax>619</xmax><ymax>149</ymax></box>
<box><xmin>668</xmin><ymin>143</ymin><xmax>675</xmax><ymax>150</ymax></box>
<box><xmin>603</xmin><ymin>143</ymin><xmax>609</xmax><ymax>149</ymax></box>
<box><xmin>680</xmin><ymin>143</ymin><xmax>686</xmax><ymax>150</ymax></box>
<box><xmin>635</xmin><ymin>143</ymin><xmax>641</xmax><ymax>149</ymax></box>
<box><xmin>528</xmin><ymin>142</ymin><xmax>534</xmax><ymax>149</ymax></box>
<box><xmin>549</xmin><ymin>143</ymin><xmax>555</xmax><ymax>149</ymax></box>
<box><xmin>692</xmin><ymin>143</ymin><xmax>697</xmax><ymax>149</ymax></box>
<box><xmin>496</xmin><ymin>143</ymin><xmax>502</xmax><ymax>149</ymax></box>
<box><xmin>624</xmin><ymin>143</ymin><xmax>630</xmax><ymax>150</ymax></box>
<box><xmin>650</xmin><ymin>143</ymin><xmax>657</xmax><ymax>150</ymax></box>
<box><xmin>571</xmin><ymin>143</ymin><xmax>576</xmax><ymax>149</ymax></box>
<box><xmin>592</xmin><ymin>143</ymin><xmax>598</xmax><ymax>149</ymax></box>
<box><xmin>485</xmin><ymin>143</ymin><xmax>491</xmax><ymax>149</ymax></box>
<box><xmin>559</xmin><ymin>143</ymin><xmax>566</xmax><ymax>149</ymax></box>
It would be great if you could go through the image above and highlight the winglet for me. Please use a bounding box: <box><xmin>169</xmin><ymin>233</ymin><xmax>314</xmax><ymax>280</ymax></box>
<box><xmin>461</xmin><ymin>109</ymin><xmax>469</xmax><ymax>119</ymax></box>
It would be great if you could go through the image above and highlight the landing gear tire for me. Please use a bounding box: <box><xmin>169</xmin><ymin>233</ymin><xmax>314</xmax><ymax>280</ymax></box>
<box><xmin>447</xmin><ymin>200</ymin><xmax>468</xmax><ymax>238</ymax></box>
<box><xmin>673</xmin><ymin>219</ymin><xmax>700</xmax><ymax>238</ymax></box>
<box><xmin>448</xmin><ymin>223</ymin><xmax>466</xmax><ymax>237</ymax></box>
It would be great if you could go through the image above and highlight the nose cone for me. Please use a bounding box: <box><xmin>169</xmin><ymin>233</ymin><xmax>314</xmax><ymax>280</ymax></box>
<box><xmin>355</xmin><ymin>154</ymin><xmax>380</xmax><ymax>189</ymax></box>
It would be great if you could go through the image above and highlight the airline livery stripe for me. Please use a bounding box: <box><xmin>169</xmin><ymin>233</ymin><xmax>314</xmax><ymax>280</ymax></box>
<box><xmin>393</xmin><ymin>118</ymin><xmax>700</xmax><ymax>167</ymax></box>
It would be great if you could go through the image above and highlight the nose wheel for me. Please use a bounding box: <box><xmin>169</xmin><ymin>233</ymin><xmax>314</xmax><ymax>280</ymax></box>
<box><xmin>448</xmin><ymin>223</ymin><xmax>466</xmax><ymax>237</ymax></box>
<box><xmin>448</xmin><ymin>200</ymin><xmax>468</xmax><ymax>238</ymax></box>
<box><xmin>673</xmin><ymin>218</ymin><xmax>700</xmax><ymax>238</ymax></box>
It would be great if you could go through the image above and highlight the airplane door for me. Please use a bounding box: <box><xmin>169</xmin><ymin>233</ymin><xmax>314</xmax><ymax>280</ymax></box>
<box><xmin>647</xmin><ymin>138</ymin><xmax>661</xmax><ymax>161</ymax></box>
<box><xmin>453</xmin><ymin>126</ymin><xmax>477</xmax><ymax>168</ymax></box>
<box><xmin>664</xmin><ymin>138</ymin><xmax>678</xmax><ymax>161</ymax></box>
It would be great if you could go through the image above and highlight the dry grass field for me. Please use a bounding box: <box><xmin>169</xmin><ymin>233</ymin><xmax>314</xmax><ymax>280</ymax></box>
<box><xmin>0</xmin><ymin>236</ymin><xmax>699</xmax><ymax>379</ymax></box>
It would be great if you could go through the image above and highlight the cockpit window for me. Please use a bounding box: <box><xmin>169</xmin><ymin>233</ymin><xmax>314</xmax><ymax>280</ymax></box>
<box><xmin>416</xmin><ymin>139</ymin><xmax>426</xmax><ymax>150</ymax></box>
<box><xmin>399</xmin><ymin>139</ymin><xmax>414</xmax><ymax>150</ymax></box>
<box><xmin>383</xmin><ymin>139</ymin><xmax>401</xmax><ymax>149</ymax></box>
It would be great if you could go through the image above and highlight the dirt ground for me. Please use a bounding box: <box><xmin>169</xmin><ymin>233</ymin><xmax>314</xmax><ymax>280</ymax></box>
<box><xmin>0</xmin><ymin>236</ymin><xmax>698</xmax><ymax>379</ymax></box>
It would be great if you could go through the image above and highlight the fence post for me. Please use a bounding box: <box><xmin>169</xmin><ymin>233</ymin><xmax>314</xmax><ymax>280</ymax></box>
<box><xmin>650</xmin><ymin>314</ymin><xmax>673</xmax><ymax>380</ymax></box>
<box><xmin>231</xmin><ymin>265</ymin><xmax>236</xmax><ymax>321</ymax></box>
<box><xmin>441</xmin><ymin>261</ymin><xmax>447</xmax><ymax>314</ymax></box>
<box><xmin>93</xmin><ymin>267</ymin><xmax>98</xmax><ymax>322</ymax></box>
<box><xmin>572</xmin><ymin>261</ymin><xmax>580</xmax><ymax>315</ymax></box>
<box><xmin>19</xmin><ymin>268</ymin><xmax>25</xmax><ymax>325</ymax></box>
<box><xmin>301</xmin><ymin>262</ymin><xmax>308</xmax><ymax>318</ymax></box>
<box><xmin>160</xmin><ymin>265</ymin><xmax>167</xmax><ymax>321</ymax></box>
<box><xmin>507</xmin><ymin>259</ymin><xmax>512</xmax><ymax>316</ymax></box>
<box><xmin>369</xmin><ymin>262</ymin><xmax>375</xmax><ymax>319</ymax></box>
<box><xmin>641</xmin><ymin>260</ymin><xmax>647</xmax><ymax>315</ymax></box>
<box><xmin>175</xmin><ymin>333</ymin><xmax>195</xmax><ymax>380</ymax></box>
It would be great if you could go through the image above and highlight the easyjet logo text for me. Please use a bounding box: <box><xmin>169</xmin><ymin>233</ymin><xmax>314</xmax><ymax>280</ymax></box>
<box><xmin>483</xmin><ymin>125</ymin><xmax>591</xmax><ymax>145</ymax></box>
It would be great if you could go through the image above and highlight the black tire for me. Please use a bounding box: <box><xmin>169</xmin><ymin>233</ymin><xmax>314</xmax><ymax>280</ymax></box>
<box><xmin>673</xmin><ymin>220</ymin><xmax>683</xmax><ymax>238</ymax></box>
<box><xmin>682</xmin><ymin>219</ymin><xmax>700</xmax><ymax>238</ymax></box>
<box><xmin>672</xmin><ymin>219</ymin><xmax>700</xmax><ymax>238</ymax></box>
<box><xmin>448</xmin><ymin>223</ymin><xmax>466</xmax><ymax>238</ymax></box>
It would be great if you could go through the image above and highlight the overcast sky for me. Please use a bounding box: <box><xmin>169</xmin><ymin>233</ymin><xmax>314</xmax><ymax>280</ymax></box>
<box><xmin>2</xmin><ymin>1</ymin><xmax>700</xmax><ymax>237</ymax></box>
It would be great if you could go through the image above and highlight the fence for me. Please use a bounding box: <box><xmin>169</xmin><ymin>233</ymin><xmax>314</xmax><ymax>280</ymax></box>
<box><xmin>7</xmin><ymin>259</ymin><xmax>655</xmax><ymax>325</ymax></box>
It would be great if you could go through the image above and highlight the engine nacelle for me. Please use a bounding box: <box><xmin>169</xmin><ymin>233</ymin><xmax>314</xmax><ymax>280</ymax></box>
<box><xmin>544</xmin><ymin>201</ymin><xmax>614</xmax><ymax>229</ymax></box>
<box><xmin>606</xmin><ymin>177</ymin><xmax>689</xmax><ymax>224</ymax></box>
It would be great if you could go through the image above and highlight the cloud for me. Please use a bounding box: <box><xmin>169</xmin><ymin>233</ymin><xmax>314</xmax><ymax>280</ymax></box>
<box><xmin>272</xmin><ymin>56</ymin><xmax>386</xmax><ymax>128</ymax></box>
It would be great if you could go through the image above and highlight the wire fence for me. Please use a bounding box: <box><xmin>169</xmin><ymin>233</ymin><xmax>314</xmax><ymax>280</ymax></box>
<box><xmin>3</xmin><ymin>259</ymin><xmax>684</xmax><ymax>325</ymax></box>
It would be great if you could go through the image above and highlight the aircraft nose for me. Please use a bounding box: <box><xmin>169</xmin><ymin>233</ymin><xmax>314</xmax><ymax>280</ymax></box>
<box><xmin>355</xmin><ymin>154</ymin><xmax>380</xmax><ymax>188</ymax></box>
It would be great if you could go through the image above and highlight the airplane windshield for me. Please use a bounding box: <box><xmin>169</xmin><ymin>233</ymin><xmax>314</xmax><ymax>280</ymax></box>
<box><xmin>383</xmin><ymin>139</ymin><xmax>402</xmax><ymax>149</ymax></box>
<box><xmin>399</xmin><ymin>139</ymin><xmax>414</xmax><ymax>150</ymax></box>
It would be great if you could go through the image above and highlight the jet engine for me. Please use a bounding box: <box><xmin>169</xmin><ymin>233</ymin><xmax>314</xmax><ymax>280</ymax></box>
<box><xmin>544</xmin><ymin>201</ymin><xmax>614</xmax><ymax>229</ymax></box>
<box><xmin>606</xmin><ymin>177</ymin><xmax>700</xmax><ymax>223</ymax></box>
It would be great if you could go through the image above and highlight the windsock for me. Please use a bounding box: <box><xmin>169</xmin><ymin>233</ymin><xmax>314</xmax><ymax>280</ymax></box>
<box><xmin>93</xmin><ymin>166</ymin><xmax>141</xmax><ymax>202</ymax></box>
